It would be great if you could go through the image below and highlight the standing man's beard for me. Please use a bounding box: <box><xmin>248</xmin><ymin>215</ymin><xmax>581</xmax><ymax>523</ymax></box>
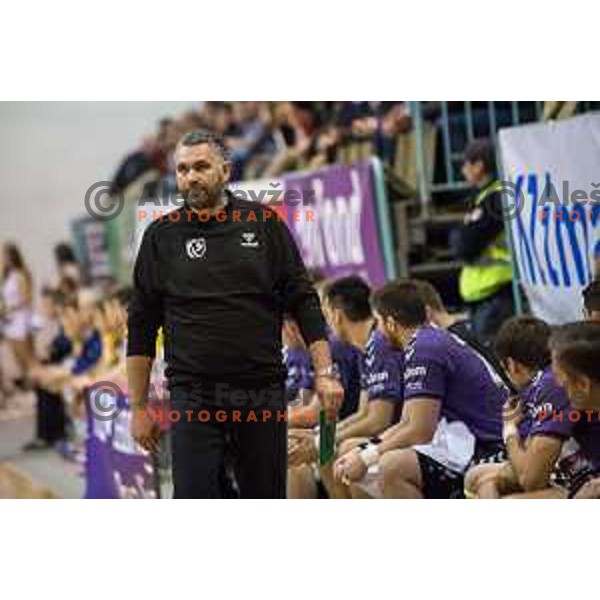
<box><xmin>184</xmin><ymin>183</ymin><xmax>226</xmax><ymax>212</ymax></box>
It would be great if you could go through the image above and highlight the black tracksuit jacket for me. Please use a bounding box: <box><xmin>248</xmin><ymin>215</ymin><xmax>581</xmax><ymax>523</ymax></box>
<box><xmin>126</xmin><ymin>193</ymin><xmax>327</xmax><ymax>391</ymax></box>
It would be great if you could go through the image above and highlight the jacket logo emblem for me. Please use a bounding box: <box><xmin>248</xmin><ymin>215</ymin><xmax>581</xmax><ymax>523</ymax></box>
<box><xmin>186</xmin><ymin>238</ymin><xmax>207</xmax><ymax>259</ymax></box>
<box><xmin>241</xmin><ymin>232</ymin><xmax>260</xmax><ymax>248</ymax></box>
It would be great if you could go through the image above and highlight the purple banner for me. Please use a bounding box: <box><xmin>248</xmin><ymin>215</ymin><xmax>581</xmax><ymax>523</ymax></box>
<box><xmin>234</xmin><ymin>160</ymin><xmax>388</xmax><ymax>286</ymax></box>
<box><xmin>85</xmin><ymin>397</ymin><xmax>156</xmax><ymax>499</ymax></box>
<box><xmin>281</xmin><ymin>160</ymin><xmax>387</xmax><ymax>286</ymax></box>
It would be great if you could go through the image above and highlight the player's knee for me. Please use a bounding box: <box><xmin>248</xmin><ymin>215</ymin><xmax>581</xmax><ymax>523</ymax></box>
<box><xmin>464</xmin><ymin>464</ymin><xmax>484</xmax><ymax>496</ymax></box>
<box><xmin>464</xmin><ymin>463</ymin><xmax>498</xmax><ymax>498</ymax></box>
<box><xmin>380</xmin><ymin>449</ymin><xmax>410</xmax><ymax>490</ymax></box>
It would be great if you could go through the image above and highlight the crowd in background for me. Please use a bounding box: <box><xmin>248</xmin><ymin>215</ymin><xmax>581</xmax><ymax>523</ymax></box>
<box><xmin>0</xmin><ymin>242</ymin><xmax>131</xmax><ymax>463</ymax></box>
<box><xmin>109</xmin><ymin>101</ymin><xmax>415</xmax><ymax>194</ymax></box>
<box><xmin>109</xmin><ymin>101</ymin><xmax>594</xmax><ymax>198</ymax></box>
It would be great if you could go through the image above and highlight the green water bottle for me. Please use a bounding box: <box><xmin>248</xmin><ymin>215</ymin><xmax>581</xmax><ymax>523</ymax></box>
<box><xmin>319</xmin><ymin>409</ymin><xmax>336</xmax><ymax>466</ymax></box>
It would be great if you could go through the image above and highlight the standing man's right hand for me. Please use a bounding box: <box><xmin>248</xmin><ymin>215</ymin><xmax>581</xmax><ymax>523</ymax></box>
<box><xmin>315</xmin><ymin>375</ymin><xmax>344</xmax><ymax>422</ymax></box>
<box><xmin>131</xmin><ymin>406</ymin><xmax>160</xmax><ymax>454</ymax></box>
<box><xmin>127</xmin><ymin>356</ymin><xmax>160</xmax><ymax>454</ymax></box>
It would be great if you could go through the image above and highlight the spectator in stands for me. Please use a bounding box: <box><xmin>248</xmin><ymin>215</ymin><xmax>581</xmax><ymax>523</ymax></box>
<box><xmin>583</xmin><ymin>279</ymin><xmax>600</xmax><ymax>322</ymax></box>
<box><xmin>1</xmin><ymin>242</ymin><xmax>34</xmax><ymax>394</ymax></box>
<box><xmin>177</xmin><ymin>109</ymin><xmax>204</xmax><ymax>136</ymax></box>
<box><xmin>227</xmin><ymin>101</ymin><xmax>274</xmax><ymax>180</ymax></box>
<box><xmin>23</xmin><ymin>289</ymin><xmax>71</xmax><ymax>450</ymax></box>
<box><xmin>109</xmin><ymin>117</ymin><xmax>173</xmax><ymax>197</ymax></box>
<box><xmin>333</xmin><ymin>280</ymin><xmax>507</xmax><ymax>499</ymax></box>
<box><xmin>211</xmin><ymin>102</ymin><xmax>238</xmax><ymax>138</ymax></box>
<box><xmin>264</xmin><ymin>102</ymin><xmax>315</xmax><ymax>176</ymax></box>
<box><xmin>465</xmin><ymin>317</ymin><xmax>570</xmax><ymax>498</ymax></box>
<box><xmin>30</xmin><ymin>289</ymin><xmax>104</xmax><ymax>460</ymax></box>
<box><xmin>336</xmin><ymin>101</ymin><xmax>406</xmax><ymax>162</ymax></box>
<box><xmin>30</xmin><ymin>289</ymin><xmax>103</xmax><ymax>393</ymax></box>
<box><xmin>450</xmin><ymin>139</ymin><xmax>514</xmax><ymax>345</ymax></box>
<box><xmin>53</xmin><ymin>242</ymin><xmax>81</xmax><ymax>289</ymax></box>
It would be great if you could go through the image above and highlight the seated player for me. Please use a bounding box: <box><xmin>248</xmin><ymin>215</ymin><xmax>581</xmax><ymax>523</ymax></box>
<box><xmin>285</xmin><ymin>316</ymin><xmax>362</xmax><ymax>498</ymax></box>
<box><xmin>413</xmin><ymin>279</ymin><xmax>513</xmax><ymax>391</ymax></box>
<box><xmin>287</xmin><ymin>276</ymin><xmax>404</xmax><ymax>499</ymax></box>
<box><xmin>334</xmin><ymin>280</ymin><xmax>507</xmax><ymax>499</ymax></box>
<box><xmin>583</xmin><ymin>279</ymin><xmax>600</xmax><ymax>322</ymax></box>
<box><xmin>549</xmin><ymin>322</ymin><xmax>600</xmax><ymax>498</ymax></box>
<box><xmin>282</xmin><ymin>316</ymin><xmax>315</xmax><ymax>426</ymax></box>
<box><xmin>326</xmin><ymin>277</ymin><xmax>497</xmax><ymax>498</ymax></box>
<box><xmin>465</xmin><ymin>316</ymin><xmax>571</xmax><ymax>499</ymax></box>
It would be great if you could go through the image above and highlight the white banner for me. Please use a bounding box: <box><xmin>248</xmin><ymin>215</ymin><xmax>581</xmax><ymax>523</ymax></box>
<box><xmin>499</xmin><ymin>113</ymin><xmax>600</xmax><ymax>323</ymax></box>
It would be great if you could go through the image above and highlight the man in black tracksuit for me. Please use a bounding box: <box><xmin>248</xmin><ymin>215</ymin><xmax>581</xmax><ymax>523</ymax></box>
<box><xmin>127</xmin><ymin>129</ymin><xmax>343</xmax><ymax>499</ymax></box>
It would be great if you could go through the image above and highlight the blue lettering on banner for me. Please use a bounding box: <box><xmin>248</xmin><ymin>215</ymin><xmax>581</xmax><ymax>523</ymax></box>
<box><xmin>511</xmin><ymin>173</ymin><xmax>599</xmax><ymax>288</ymax></box>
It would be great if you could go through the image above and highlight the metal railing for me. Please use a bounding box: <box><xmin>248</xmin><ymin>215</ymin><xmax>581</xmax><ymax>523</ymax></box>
<box><xmin>409</xmin><ymin>100</ymin><xmax>599</xmax><ymax>210</ymax></box>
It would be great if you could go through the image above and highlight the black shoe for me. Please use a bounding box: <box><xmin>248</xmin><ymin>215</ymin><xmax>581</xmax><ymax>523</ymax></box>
<box><xmin>14</xmin><ymin>377</ymin><xmax>33</xmax><ymax>392</ymax></box>
<box><xmin>22</xmin><ymin>439</ymin><xmax>50</xmax><ymax>452</ymax></box>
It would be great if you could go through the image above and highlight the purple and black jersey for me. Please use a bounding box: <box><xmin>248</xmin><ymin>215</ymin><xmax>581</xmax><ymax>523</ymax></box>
<box><xmin>283</xmin><ymin>346</ymin><xmax>314</xmax><ymax>395</ymax></box>
<box><xmin>403</xmin><ymin>325</ymin><xmax>507</xmax><ymax>442</ymax></box>
<box><xmin>283</xmin><ymin>338</ymin><xmax>362</xmax><ymax>419</ymax></box>
<box><xmin>519</xmin><ymin>367</ymin><xmax>570</xmax><ymax>440</ymax></box>
<box><xmin>330</xmin><ymin>336</ymin><xmax>362</xmax><ymax>420</ymax></box>
<box><xmin>519</xmin><ymin>367</ymin><xmax>600</xmax><ymax>493</ymax></box>
<box><xmin>360</xmin><ymin>328</ymin><xmax>405</xmax><ymax>422</ymax></box>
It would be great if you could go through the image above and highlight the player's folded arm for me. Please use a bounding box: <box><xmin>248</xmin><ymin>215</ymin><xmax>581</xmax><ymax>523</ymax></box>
<box><xmin>507</xmin><ymin>434</ymin><xmax>564</xmax><ymax>492</ymax></box>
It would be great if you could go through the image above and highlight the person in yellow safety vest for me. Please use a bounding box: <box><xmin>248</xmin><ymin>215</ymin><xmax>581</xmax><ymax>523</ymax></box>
<box><xmin>451</xmin><ymin>139</ymin><xmax>515</xmax><ymax>346</ymax></box>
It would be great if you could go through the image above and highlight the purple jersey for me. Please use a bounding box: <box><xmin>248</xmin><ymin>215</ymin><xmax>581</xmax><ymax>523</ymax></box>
<box><xmin>283</xmin><ymin>346</ymin><xmax>314</xmax><ymax>393</ymax></box>
<box><xmin>519</xmin><ymin>367</ymin><xmax>570</xmax><ymax>440</ymax></box>
<box><xmin>521</xmin><ymin>368</ymin><xmax>600</xmax><ymax>490</ymax></box>
<box><xmin>403</xmin><ymin>325</ymin><xmax>507</xmax><ymax>442</ymax></box>
<box><xmin>330</xmin><ymin>336</ymin><xmax>362</xmax><ymax>420</ymax></box>
<box><xmin>360</xmin><ymin>328</ymin><xmax>404</xmax><ymax>421</ymax></box>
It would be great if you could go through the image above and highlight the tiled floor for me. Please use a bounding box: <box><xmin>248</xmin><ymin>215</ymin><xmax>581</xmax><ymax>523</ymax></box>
<box><xmin>0</xmin><ymin>393</ymin><xmax>84</xmax><ymax>499</ymax></box>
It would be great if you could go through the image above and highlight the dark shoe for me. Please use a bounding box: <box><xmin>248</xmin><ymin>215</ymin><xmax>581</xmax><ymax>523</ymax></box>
<box><xmin>22</xmin><ymin>439</ymin><xmax>50</xmax><ymax>452</ymax></box>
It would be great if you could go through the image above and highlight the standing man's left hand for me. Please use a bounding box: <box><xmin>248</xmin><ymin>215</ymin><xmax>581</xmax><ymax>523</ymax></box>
<box><xmin>315</xmin><ymin>375</ymin><xmax>344</xmax><ymax>421</ymax></box>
